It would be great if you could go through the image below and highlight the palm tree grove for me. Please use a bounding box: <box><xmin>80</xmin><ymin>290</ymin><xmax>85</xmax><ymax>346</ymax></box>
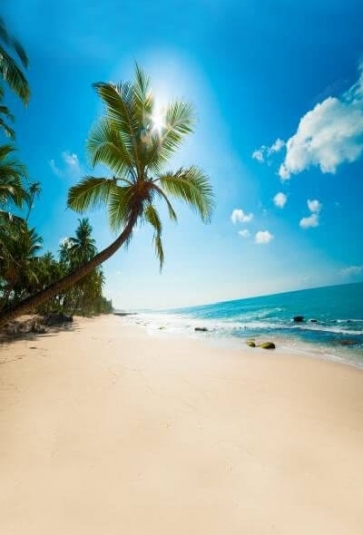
<box><xmin>0</xmin><ymin>17</ymin><xmax>214</xmax><ymax>329</ymax></box>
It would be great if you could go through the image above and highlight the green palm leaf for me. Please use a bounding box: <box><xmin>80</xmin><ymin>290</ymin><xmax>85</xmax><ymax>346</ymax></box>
<box><xmin>92</xmin><ymin>81</ymin><xmax>141</xmax><ymax>174</ymax></box>
<box><xmin>0</xmin><ymin>17</ymin><xmax>29</xmax><ymax>68</ymax></box>
<box><xmin>0</xmin><ymin>45</ymin><xmax>29</xmax><ymax>104</ymax></box>
<box><xmin>150</xmin><ymin>182</ymin><xmax>178</xmax><ymax>222</ymax></box>
<box><xmin>133</xmin><ymin>63</ymin><xmax>153</xmax><ymax>126</ymax></box>
<box><xmin>68</xmin><ymin>176</ymin><xmax>117</xmax><ymax>213</ymax></box>
<box><xmin>145</xmin><ymin>101</ymin><xmax>195</xmax><ymax>173</ymax></box>
<box><xmin>144</xmin><ymin>203</ymin><xmax>164</xmax><ymax>269</ymax></box>
<box><xmin>87</xmin><ymin>117</ymin><xmax>134</xmax><ymax>174</ymax></box>
<box><xmin>156</xmin><ymin>166</ymin><xmax>214</xmax><ymax>222</ymax></box>
<box><xmin>0</xmin><ymin>144</ymin><xmax>27</xmax><ymax>207</ymax></box>
<box><xmin>108</xmin><ymin>184</ymin><xmax>136</xmax><ymax>232</ymax></box>
<box><xmin>0</xmin><ymin>118</ymin><xmax>15</xmax><ymax>138</ymax></box>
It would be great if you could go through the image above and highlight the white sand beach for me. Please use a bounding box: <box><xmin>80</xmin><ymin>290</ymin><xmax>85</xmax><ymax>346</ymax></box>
<box><xmin>0</xmin><ymin>315</ymin><xmax>362</xmax><ymax>534</ymax></box>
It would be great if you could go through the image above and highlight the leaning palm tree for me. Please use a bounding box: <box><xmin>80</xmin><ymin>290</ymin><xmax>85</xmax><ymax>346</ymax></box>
<box><xmin>0</xmin><ymin>65</ymin><xmax>214</xmax><ymax>327</ymax></box>
<box><xmin>0</xmin><ymin>16</ymin><xmax>30</xmax><ymax>104</ymax></box>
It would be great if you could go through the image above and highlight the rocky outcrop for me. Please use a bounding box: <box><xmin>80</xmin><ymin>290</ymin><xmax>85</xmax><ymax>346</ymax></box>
<box><xmin>293</xmin><ymin>315</ymin><xmax>304</xmax><ymax>323</ymax></box>
<box><xmin>195</xmin><ymin>327</ymin><xmax>208</xmax><ymax>332</ymax></box>
<box><xmin>246</xmin><ymin>340</ymin><xmax>256</xmax><ymax>347</ymax></box>
<box><xmin>1</xmin><ymin>317</ymin><xmax>48</xmax><ymax>337</ymax></box>
<box><xmin>258</xmin><ymin>342</ymin><xmax>276</xmax><ymax>349</ymax></box>
<box><xmin>40</xmin><ymin>312</ymin><xmax>73</xmax><ymax>326</ymax></box>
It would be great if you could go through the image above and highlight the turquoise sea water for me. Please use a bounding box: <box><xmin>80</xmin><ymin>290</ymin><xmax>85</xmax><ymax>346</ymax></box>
<box><xmin>122</xmin><ymin>282</ymin><xmax>363</xmax><ymax>368</ymax></box>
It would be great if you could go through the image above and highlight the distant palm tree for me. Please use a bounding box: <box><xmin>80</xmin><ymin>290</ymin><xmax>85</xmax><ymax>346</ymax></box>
<box><xmin>0</xmin><ymin>224</ymin><xmax>42</xmax><ymax>309</ymax></box>
<box><xmin>0</xmin><ymin>144</ymin><xmax>28</xmax><ymax>209</ymax></box>
<box><xmin>0</xmin><ymin>65</ymin><xmax>214</xmax><ymax>326</ymax></box>
<box><xmin>0</xmin><ymin>16</ymin><xmax>30</xmax><ymax>104</ymax></box>
<box><xmin>25</xmin><ymin>181</ymin><xmax>41</xmax><ymax>222</ymax></box>
<box><xmin>66</xmin><ymin>218</ymin><xmax>97</xmax><ymax>268</ymax></box>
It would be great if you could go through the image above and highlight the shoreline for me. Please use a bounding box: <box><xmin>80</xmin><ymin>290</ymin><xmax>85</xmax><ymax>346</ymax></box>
<box><xmin>120</xmin><ymin>313</ymin><xmax>363</xmax><ymax>370</ymax></box>
<box><xmin>1</xmin><ymin>315</ymin><xmax>363</xmax><ymax>534</ymax></box>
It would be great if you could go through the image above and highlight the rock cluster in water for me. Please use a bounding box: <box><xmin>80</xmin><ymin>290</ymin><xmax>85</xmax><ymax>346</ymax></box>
<box><xmin>246</xmin><ymin>339</ymin><xmax>275</xmax><ymax>350</ymax></box>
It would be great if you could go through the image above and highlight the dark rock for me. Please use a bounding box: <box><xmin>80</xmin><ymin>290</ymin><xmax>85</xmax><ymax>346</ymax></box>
<box><xmin>309</xmin><ymin>319</ymin><xmax>317</xmax><ymax>323</ymax></box>
<box><xmin>195</xmin><ymin>327</ymin><xmax>208</xmax><ymax>332</ymax></box>
<box><xmin>258</xmin><ymin>342</ymin><xmax>276</xmax><ymax>349</ymax></box>
<box><xmin>293</xmin><ymin>315</ymin><xmax>305</xmax><ymax>323</ymax></box>
<box><xmin>30</xmin><ymin>322</ymin><xmax>47</xmax><ymax>334</ymax></box>
<box><xmin>246</xmin><ymin>340</ymin><xmax>256</xmax><ymax>347</ymax></box>
<box><xmin>336</xmin><ymin>339</ymin><xmax>357</xmax><ymax>347</ymax></box>
<box><xmin>41</xmin><ymin>313</ymin><xmax>73</xmax><ymax>326</ymax></box>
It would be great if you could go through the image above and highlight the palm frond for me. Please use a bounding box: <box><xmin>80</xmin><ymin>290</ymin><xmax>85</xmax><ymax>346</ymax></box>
<box><xmin>87</xmin><ymin>117</ymin><xmax>134</xmax><ymax>173</ymax></box>
<box><xmin>67</xmin><ymin>176</ymin><xmax>116</xmax><ymax>213</ymax></box>
<box><xmin>0</xmin><ymin>45</ymin><xmax>30</xmax><ymax>103</ymax></box>
<box><xmin>0</xmin><ymin>105</ymin><xmax>14</xmax><ymax>121</ymax></box>
<box><xmin>150</xmin><ymin>182</ymin><xmax>178</xmax><ymax>222</ymax></box>
<box><xmin>0</xmin><ymin>17</ymin><xmax>29</xmax><ymax>67</ymax></box>
<box><xmin>133</xmin><ymin>63</ymin><xmax>153</xmax><ymax>126</ymax></box>
<box><xmin>92</xmin><ymin>81</ymin><xmax>141</xmax><ymax>173</ymax></box>
<box><xmin>0</xmin><ymin>118</ymin><xmax>15</xmax><ymax>138</ymax></box>
<box><xmin>144</xmin><ymin>203</ymin><xmax>164</xmax><ymax>269</ymax></box>
<box><xmin>108</xmin><ymin>184</ymin><xmax>136</xmax><ymax>232</ymax></box>
<box><xmin>156</xmin><ymin>166</ymin><xmax>214</xmax><ymax>222</ymax></box>
<box><xmin>145</xmin><ymin>101</ymin><xmax>195</xmax><ymax>173</ymax></box>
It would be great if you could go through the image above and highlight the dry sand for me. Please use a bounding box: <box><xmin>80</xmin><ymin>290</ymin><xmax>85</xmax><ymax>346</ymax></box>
<box><xmin>0</xmin><ymin>315</ymin><xmax>362</xmax><ymax>534</ymax></box>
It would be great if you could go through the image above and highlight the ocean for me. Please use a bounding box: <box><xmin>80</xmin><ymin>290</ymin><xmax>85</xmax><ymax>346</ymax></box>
<box><xmin>121</xmin><ymin>282</ymin><xmax>363</xmax><ymax>368</ymax></box>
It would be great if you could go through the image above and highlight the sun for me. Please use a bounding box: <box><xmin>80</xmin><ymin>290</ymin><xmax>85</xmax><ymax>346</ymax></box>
<box><xmin>151</xmin><ymin>101</ymin><xmax>166</xmax><ymax>133</ymax></box>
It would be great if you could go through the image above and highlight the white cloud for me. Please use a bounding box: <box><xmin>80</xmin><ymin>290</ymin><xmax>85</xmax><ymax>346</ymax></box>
<box><xmin>299</xmin><ymin>199</ymin><xmax>322</xmax><ymax>228</ymax></box>
<box><xmin>252</xmin><ymin>149</ymin><xmax>265</xmax><ymax>162</ymax></box>
<box><xmin>49</xmin><ymin>159</ymin><xmax>62</xmax><ymax>177</ymax></box>
<box><xmin>273</xmin><ymin>192</ymin><xmax>287</xmax><ymax>208</ymax></box>
<box><xmin>62</xmin><ymin>151</ymin><xmax>81</xmax><ymax>176</ymax></box>
<box><xmin>231</xmin><ymin>208</ymin><xmax>254</xmax><ymax>224</ymax></box>
<box><xmin>299</xmin><ymin>213</ymin><xmax>319</xmax><ymax>229</ymax></box>
<box><xmin>307</xmin><ymin>199</ymin><xmax>322</xmax><ymax>213</ymax></box>
<box><xmin>238</xmin><ymin>229</ymin><xmax>250</xmax><ymax>238</ymax></box>
<box><xmin>49</xmin><ymin>151</ymin><xmax>82</xmax><ymax>179</ymax></box>
<box><xmin>252</xmin><ymin>138</ymin><xmax>285</xmax><ymax>163</ymax></box>
<box><xmin>256</xmin><ymin>63</ymin><xmax>363</xmax><ymax>179</ymax></box>
<box><xmin>255</xmin><ymin>230</ymin><xmax>274</xmax><ymax>244</ymax></box>
<box><xmin>340</xmin><ymin>265</ymin><xmax>363</xmax><ymax>277</ymax></box>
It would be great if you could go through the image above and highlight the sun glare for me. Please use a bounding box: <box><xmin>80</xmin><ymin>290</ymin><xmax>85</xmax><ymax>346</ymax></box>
<box><xmin>151</xmin><ymin>107</ymin><xmax>166</xmax><ymax>133</ymax></box>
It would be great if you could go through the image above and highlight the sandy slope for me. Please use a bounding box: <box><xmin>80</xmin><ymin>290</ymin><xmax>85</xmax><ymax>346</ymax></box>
<box><xmin>0</xmin><ymin>315</ymin><xmax>362</xmax><ymax>534</ymax></box>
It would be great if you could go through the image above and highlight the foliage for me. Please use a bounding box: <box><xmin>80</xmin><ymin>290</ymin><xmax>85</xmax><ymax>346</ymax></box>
<box><xmin>0</xmin><ymin>64</ymin><xmax>213</xmax><ymax>326</ymax></box>
<box><xmin>0</xmin><ymin>16</ymin><xmax>30</xmax><ymax>104</ymax></box>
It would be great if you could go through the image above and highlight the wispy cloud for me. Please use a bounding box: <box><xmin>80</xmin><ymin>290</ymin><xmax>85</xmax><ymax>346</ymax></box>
<box><xmin>254</xmin><ymin>63</ymin><xmax>363</xmax><ymax>179</ymax></box>
<box><xmin>49</xmin><ymin>151</ymin><xmax>82</xmax><ymax>179</ymax></box>
<box><xmin>252</xmin><ymin>138</ymin><xmax>284</xmax><ymax>163</ymax></box>
<box><xmin>299</xmin><ymin>198</ymin><xmax>322</xmax><ymax>229</ymax></box>
<box><xmin>255</xmin><ymin>230</ymin><xmax>274</xmax><ymax>244</ymax></box>
<box><xmin>340</xmin><ymin>265</ymin><xmax>363</xmax><ymax>277</ymax></box>
<box><xmin>238</xmin><ymin>229</ymin><xmax>250</xmax><ymax>238</ymax></box>
<box><xmin>273</xmin><ymin>192</ymin><xmax>287</xmax><ymax>208</ymax></box>
<box><xmin>299</xmin><ymin>213</ymin><xmax>319</xmax><ymax>229</ymax></box>
<box><xmin>231</xmin><ymin>208</ymin><xmax>253</xmax><ymax>224</ymax></box>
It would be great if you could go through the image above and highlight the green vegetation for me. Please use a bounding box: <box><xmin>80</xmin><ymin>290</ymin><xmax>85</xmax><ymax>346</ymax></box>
<box><xmin>0</xmin><ymin>17</ymin><xmax>112</xmax><ymax>322</ymax></box>
<box><xmin>0</xmin><ymin>16</ymin><xmax>30</xmax><ymax>104</ymax></box>
<box><xmin>0</xmin><ymin>24</ymin><xmax>213</xmax><ymax>327</ymax></box>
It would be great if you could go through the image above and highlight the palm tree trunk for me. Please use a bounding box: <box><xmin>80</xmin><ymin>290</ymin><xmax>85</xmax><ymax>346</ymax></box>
<box><xmin>0</xmin><ymin>214</ymin><xmax>137</xmax><ymax>328</ymax></box>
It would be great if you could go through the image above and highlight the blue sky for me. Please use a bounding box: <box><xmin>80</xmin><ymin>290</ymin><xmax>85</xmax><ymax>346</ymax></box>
<box><xmin>3</xmin><ymin>0</ymin><xmax>363</xmax><ymax>309</ymax></box>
